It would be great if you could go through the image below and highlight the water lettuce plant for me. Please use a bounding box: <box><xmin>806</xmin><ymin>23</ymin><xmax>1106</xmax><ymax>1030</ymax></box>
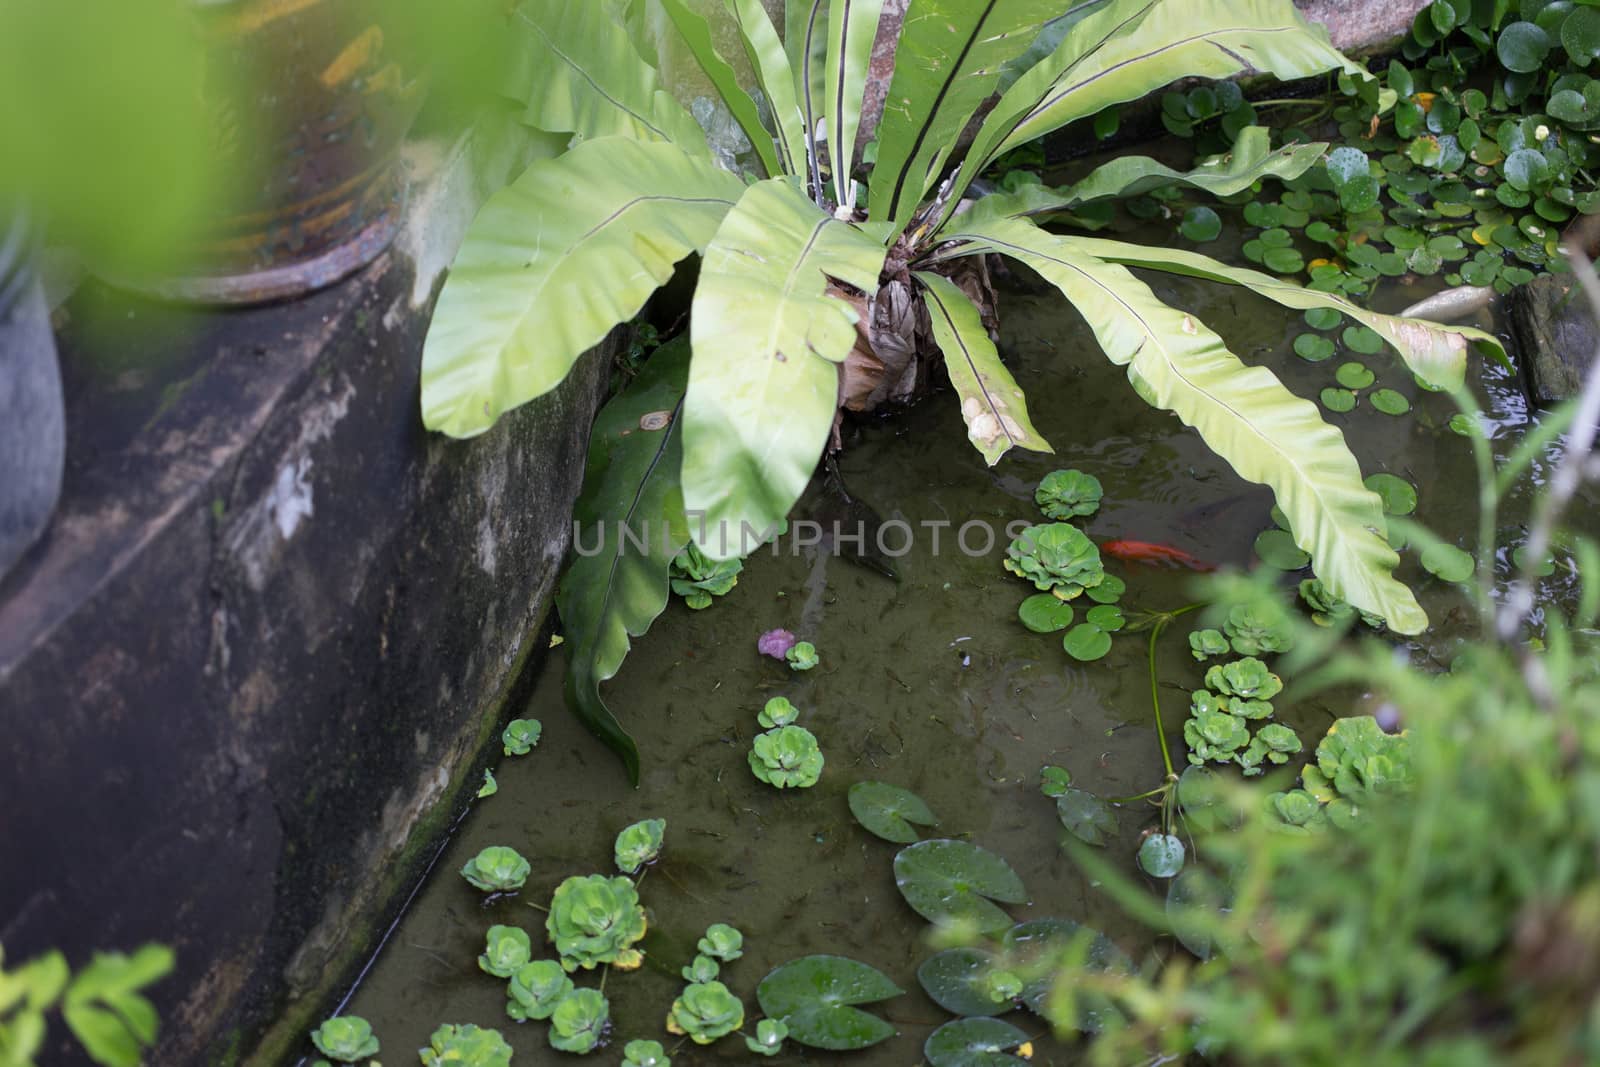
<box><xmin>548</xmin><ymin>988</ymin><xmax>610</xmax><ymax>1054</ymax></box>
<box><xmin>1301</xmin><ymin>715</ymin><xmax>1413</xmax><ymax>812</ymax></box>
<box><xmin>309</xmin><ymin>1016</ymin><xmax>379</xmax><ymax>1062</ymax></box>
<box><xmin>459</xmin><ymin>846</ymin><xmax>531</xmax><ymax>894</ymax></box>
<box><xmin>745</xmin><ymin>1018</ymin><xmax>788</xmax><ymax>1057</ymax></box>
<box><xmin>501</xmin><ymin>718</ymin><xmax>542</xmax><ymax>756</ymax></box>
<box><xmin>546</xmin><ymin>874</ymin><xmax>648</xmax><ymax>971</ymax></box>
<box><xmin>1184</xmin><ymin>705</ymin><xmax>1250</xmax><ymax>765</ymax></box>
<box><xmin>757</xmin><ymin>697</ymin><xmax>799</xmax><ymax>728</ymax></box>
<box><xmin>435</xmin><ymin>0</ymin><xmax>1504</xmax><ymax>780</ymax></box>
<box><xmin>1236</xmin><ymin>723</ymin><xmax>1303</xmax><ymax>776</ymax></box>
<box><xmin>696</xmin><ymin>923</ymin><xmax>744</xmax><ymax>962</ymax></box>
<box><xmin>1188</xmin><ymin>628</ymin><xmax>1230</xmax><ymax>660</ymax></box>
<box><xmin>419</xmin><ymin>1024</ymin><xmax>512</xmax><ymax>1067</ymax></box>
<box><xmin>681</xmin><ymin>955</ymin><xmax>720</xmax><ymax>983</ymax></box>
<box><xmin>1004</xmin><ymin>523</ymin><xmax>1106</xmax><ymax>599</ymax></box>
<box><xmin>785</xmin><ymin>641</ymin><xmax>819</xmax><ymax>671</ymax></box>
<box><xmin>748</xmin><ymin>724</ymin><xmax>824</xmax><ymax>788</ymax></box>
<box><xmin>668</xmin><ymin>543</ymin><xmax>742</xmax><ymax>609</ymax></box>
<box><xmin>505</xmin><ymin>960</ymin><xmax>573</xmax><ymax>1022</ymax></box>
<box><xmin>613</xmin><ymin>818</ymin><xmax>666</xmax><ymax>875</ymax></box>
<box><xmin>1204</xmin><ymin>658</ymin><xmax>1284</xmax><ymax>702</ymax></box>
<box><xmin>621</xmin><ymin>1039</ymin><xmax>671</xmax><ymax>1067</ymax></box>
<box><xmin>1222</xmin><ymin>603</ymin><xmax>1295</xmax><ymax>656</ymax></box>
<box><xmin>665</xmin><ymin>980</ymin><xmax>744</xmax><ymax>1044</ymax></box>
<box><xmin>1035</xmin><ymin>469</ymin><xmax>1103</xmax><ymax>519</ymax></box>
<box><xmin>477</xmin><ymin>925</ymin><xmax>532</xmax><ymax>978</ymax></box>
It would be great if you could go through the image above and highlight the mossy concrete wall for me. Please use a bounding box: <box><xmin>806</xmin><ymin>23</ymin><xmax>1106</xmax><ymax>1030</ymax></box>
<box><xmin>0</xmin><ymin>124</ymin><xmax>608</xmax><ymax>1065</ymax></box>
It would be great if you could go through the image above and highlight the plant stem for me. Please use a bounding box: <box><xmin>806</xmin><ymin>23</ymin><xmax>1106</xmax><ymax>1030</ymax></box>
<box><xmin>1106</xmin><ymin>784</ymin><xmax>1172</xmax><ymax>804</ymax></box>
<box><xmin>1146</xmin><ymin>603</ymin><xmax>1203</xmax><ymax>782</ymax></box>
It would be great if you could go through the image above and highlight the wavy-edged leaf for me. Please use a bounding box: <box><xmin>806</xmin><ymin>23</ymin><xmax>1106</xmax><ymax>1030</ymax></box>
<box><xmin>757</xmin><ymin>955</ymin><xmax>902</xmax><ymax>1050</ymax></box>
<box><xmin>934</xmin><ymin>216</ymin><xmax>1428</xmax><ymax>633</ymax></box>
<box><xmin>824</xmin><ymin>0</ymin><xmax>885</xmax><ymax>205</ymax></box>
<box><xmin>787</xmin><ymin>0</ymin><xmax>830</xmax><ymax>196</ymax></box>
<box><xmin>914</xmin><ymin>270</ymin><xmax>1052</xmax><ymax>465</ymax></box>
<box><xmin>1071</xmin><ymin>238</ymin><xmax>1506</xmax><ymax>390</ymax></box>
<box><xmin>557</xmin><ymin>340</ymin><xmax>694</xmax><ymax>785</ymax></box>
<box><xmin>868</xmin><ymin>0</ymin><xmax>1068</xmax><ymax>226</ymax></box>
<box><xmin>965</xmin><ymin>0</ymin><xmax>1365</xmax><ymax>189</ymax></box>
<box><xmin>682</xmin><ymin>178</ymin><xmax>885</xmax><ymax>558</ymax></box>
<box><xmin>725</xmin><ymin>0</ymin><xmax>808</xmax><ymax>178</ymax></box>
<box><xmin>421</xmin><ymin>137</ymin><xmax>744</xmax><ymax>438</ymax></box>
<box><xmin>966</xmin><ymin>127</ymin><xmax>1325</xmax><ymax>223</ymax></box>
<box><xmin>507</xmin><ymin>0</ymin><xmax>706</xmax><ymax>151</ymax></box>
<box><xmin>659</xmin><ymin>0</ymin><xmax>781</xmax><ymax>175</ymax></box>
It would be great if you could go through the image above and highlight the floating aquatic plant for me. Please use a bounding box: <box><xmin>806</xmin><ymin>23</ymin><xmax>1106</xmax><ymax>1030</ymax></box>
<box><xmin>477</xmin><ymin>925</ymin><xmax>532</xmax><ymax>978</ymax></box>
<box><xmin>502</xmin><ymin>718</ymin><xmax>542</xmax><ymax>756</ymax></box>
<box><xmin>757</xmin><ymin>628</ymin><xmax>797</xmax><ymax>659</ymax></box>
<box><xmin>749</xmin><ymin>725</ymin><xmax>824</xmax><ymax>789</ymax></box>
<box><xmin>785</xmin><ymin>641</ymin><xmax>820</xmax><ymax>671</ymax></box>
<box><xmin>666</xmin><ymin>981</ymin><xmax>744</xmax><ymax>1044</ymax></box>
<box><xmin>757</xmin><ymin>697</ymin><xmax>798</xmax><ymax>728</ymax></box>
<box><xmin>745</xmin><ymin>1018</ymin><xmax>788</xmax><ymax>1057</ymax></box>
<box><xmin>547</xmin><ymin>874</ymin><xmax>647</xmax><ymax>972</ymax></box>
<box><xmin>505</xmin><ymin>960</ymin><xmax>573</xmax><ymax>1022</ymax></box>
<box><xmin>613</xmin><ymin>818</ymin><xmax>665</xmax><ymax>875</ymax></box>
<box><xmin>1189</xmin><ymin>629</ymin><xmax>1230</xmax><ymax>660</ymax></box>
<box><xmin>1204</xmin><ymin>658</ymin><xmax>1284</xmax><ymax>702</ymax></box>
<box><xmin>681</xmin><ymin>954</ymin><xmax>720</xmax><ymax>983</ymax></box>
<box><xmin>1003</xmin><ymin>523</ymin><xmax>1106</xmax><ymax>599</ymax></box>
<box><xmin>1035</xmin><ymin>469</ymin><xmax>1104</xmax><ymax>519</ymax></box>
<box><xmin>419</xmin><ymin>1024</ymin><xmax>511</xmax><ymax>1067</ymax></box>
<box><xmin>309</xmin><ymin>1016</ymin><xmax>379</xmax><ymax>1063</ymax></box>
<box><xmin>459</xmin><ymin>846</ymin><xmax>531</xmax><ymax>894</ymax></box>
<box><xmin>621</xmin><ymin>1039</ymin><xmax>671</xmax><ymax>1067</ymax></box>
<box><xmin>669</xmin><ymin>542</ymin><xmax>742</xmax><ymax>609</ymax></box>
<box><xmin>696</xmin><ymin>923</ymin><xmax>743</xmax><ymax>962</ymax></box>
<box><xmin>548</xmin><ymin>988</ymin><xmax>610</xmax><ymax>1054</ymax></box>
<box><xmin>848</xmin><ymin>781</ymin><xmax>939</xmax><ymax>843</ymax></box>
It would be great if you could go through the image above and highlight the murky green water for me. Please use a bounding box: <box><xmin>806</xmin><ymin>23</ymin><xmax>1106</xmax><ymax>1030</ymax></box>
<box><xmin>326</xmin><ymin>213</ymin><xmax>1579</xmax><ymax>1064</ymax></box>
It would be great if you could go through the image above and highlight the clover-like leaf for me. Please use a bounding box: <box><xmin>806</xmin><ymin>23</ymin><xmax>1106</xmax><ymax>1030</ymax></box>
<box><xmin>848</xmin><ymin>781</ymin><xmax>939</xmax><ymax>844</ymax></box>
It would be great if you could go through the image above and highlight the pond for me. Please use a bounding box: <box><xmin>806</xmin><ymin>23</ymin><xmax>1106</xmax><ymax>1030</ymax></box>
<box><xmin>319</xmin><ymin>210</ymin><xmax>1561</xmax><ymax>1064</ymax></box>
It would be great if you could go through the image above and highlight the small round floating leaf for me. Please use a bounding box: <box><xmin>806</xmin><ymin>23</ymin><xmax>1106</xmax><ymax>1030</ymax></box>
<box><xmin>1497</xmin><ymin>21</ymin><xmax>1552</xmax><ymax>73</ymax></box>
<box><xmin>1084</xmin><ymin>605</ymin><xmax>1125</xmax><ymax>632</ymax></box>
<box><xmin>1370</xmin><ymin>388</ymin><xmax>1412</xmax><ymax>415</ymax></box>
<box><xmin>1254</xmin><ymin>529</ymin><xmax>1310</xmax><ymax>570</ymax></box>
<box><xmin>1063</xmin><ymin>624</ymin><xmax>1113</xmax><ymax>661</ymax></box>
<box><xmin>1180</xmin><ymin>206</ymin><xmax>1222</xmax><ymax>243</ymax></box>
<box><xmin>1341</xmin><ymin>326</ymin><xmax>1385</xmax><ymax>354</ymax></box>
<box><xmin>893</xmin><ymin>839</ymin><xmax>1026</xmax><ymax>934</ymax></box>
<box><xmin>848</xmin><ymin>781</ymin><xmax>939</xmax><ymax>844</ymax></box>
<box><xmin>1263</xmin><ymin>246</ymin><xmax>1305</xmax><ymax>274</ymax></box>
<box><xmin>1422</xmin><ymin>542</ymin><xmax>1477</xmax><ymax>582</ymax></box>
<box><xmin>917</xmin><ymin>949</ymin><xmax>1007</xmax><ymax>1017</ymax></box>
<box><xmin>1504</xmin><ymin>148</ymin><xmax>1550</xmax><ymax>192</ymax></box>
<box><xmin>756</xmin><ymin>955</ymin><xmax>902</xmax><ymax>1051</ymax></box>
<box><xmin>1057</xmin><ymin>788</ymin><xmax>1117</xmax><ymax>846</ymax></box>
<box><xmin>1449</xmin><ymin>412</ymin><xmax>1484</xmax><ymax>437</ymax></box>
<box><xmin>1304</xmin><ymin>307</ymin><xmax>1342</xmax><ymax>330</ymax></box>
<box><xmin>1335</xmin><ymin>362</ymin><xmax>1375</xmax><ymax>389</ymax></box>
<box><xmin>1137</xmin><ymin>834</ymin><xmax>1187</xmax><ymax>878</ymax></box>
<box><xmin>1364</xmin><ymin>473</ymin><xmax>1418</xmax><ymax>515</ymax></box>
<box><xmin>1018</xmin><ymin>594</ymin><xmax>1073</xmax><ymax>633</ymax></box>
<box><xmin>1085</xmin><ymin>574</ymin><xmax>1124</xmax><ymax>604</ymax></box>
<box><xmin>924</xmin><ymin>1018</ymin><xmax>1032</xmax><ymax>1067</ymax></box>
<box><xmin>1039</xmin><ymin>765</ymin><xmax>1072</xmax><ymax>797</ymax></box>
<box><xmin>1294</xmin><ymin>334</ymin><xmax>1336</xmax><ymax>362</ymax></box>
<box><xmin>1513</xmin><ymin>544</ymin><xmax>1557</xmax><ymax>575</ymax></box>
<box><xmin>1321</xmin><ymin>387</ymin><xmax>1357</xmax><ymax>412</ymax></box>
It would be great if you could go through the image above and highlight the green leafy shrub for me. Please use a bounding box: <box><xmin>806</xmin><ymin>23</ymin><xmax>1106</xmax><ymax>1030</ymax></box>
<box><xmin>548</xmin><ymin>988</ymin><xmax>610</xmax><ymax>1054</ymax></box>
<box><xmin>546</xmin><ymin>875</ymin><xmax>648</xmax><ymax>972</ymax></box>
<box><xmin>1003</xmin><ymin>524</ymin><xmax>1106</xmax><ymax>599</ymax></box>
<box><xmin>501</xmin><ymin>718</ymin><xmax>542</xmax><ymax>756</ymax></box>
<box><xmin>505</xmin><ymin>960</ymin><xmax>573</xmax><ymax>1023</ymax></box>
<box><xmin>419</xmin><ymin>1023</ymin><xmax>511</xmax><ymax>1067</ymax></box>
<box><xmin>309</xmin><ymin>1016</ymin><xmax>379</xmax><ymax>1063</ymax></box>
<box><xmin>669</xmin><ymin>542</ymin><xmax>742</xmax><ymax>609</ymax></box>
<box><xmin>665</xmin><ymin>981</ymin><xmax>745</xmax><ymax>1044</ymax></box>
<box><xmin>477</xmin><ymin>925</ymin><xmax>532</xmax><ymax>978</ymax></box>
<box><xmin>613</xmin><ymin>818</ymin><xmax>666</xmax><ymax>875</ymax></box>
<box><xmin>1035</xmin><ymin>469</ymin><xmax>1104</xmax><ymax>519</ymax></box>
<box><xmin>459</xmin><ymin>846</ymin><xmax>531</xmax><ymax>894</ymax></box>
<box><xmin>748</xmin><ymin>725</ymin><xmax>824</xmax><ymax>788</ymax></box>
<box><xmin>0</xmin><ymin>943</ymin><xmax>174</xmax><ymax>1067</ymax></box>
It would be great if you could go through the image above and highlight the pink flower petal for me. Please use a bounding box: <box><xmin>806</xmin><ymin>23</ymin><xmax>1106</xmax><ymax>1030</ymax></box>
<box><xmin>757</xmin><ymin>628</ymin><xmax>798</xmax><ymax>660</ymax></box>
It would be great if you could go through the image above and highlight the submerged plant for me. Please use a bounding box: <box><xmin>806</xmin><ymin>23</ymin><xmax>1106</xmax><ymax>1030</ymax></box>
<box><xmin>419</xmin><ymin>1024</ymin><xmax>512</xmax><ymax>1067</ymax></box>
<box><xmin>697</xmin><ymin>924</ymin><xmax>744</xmax><ymax>962</ymax></box>
<box><xmin>449</xmin><ymin>0</ymin><xmax>1501</xmax><ymax>780</ymax></box>
<box><xmin>1035</xmin><ymin>469</ymin><xmax>1104</xmax><ymax>519</ymax></box>
<box><xmin>548</xmin><ymin>988</ymin><xmax>610</xmax><ymax>1054</ymax></box>
<box><xmin>505</xmin><ymin>960</ymin><xmax>574</xmax><ymax>1022</ymax></box>
<box><xmin>613</xmin><ymin>818</ymin><xmax>666</xmax><ymax>875</ymax></box>
<box><xmin>748</xmin><ymin>725</ymin><xmax>824</xmax><ymax>788</ymax></box>
<box><xmin>621</xmin><ymin>1039</ymin><xmax>671</xmax><ymax>1067</ymax></box>
<box><xmin>547</xmin><ymin>875</ymin><xmax>648</xmax><ymax>972</ymax></box>
<box><xmin>666</xmin><ymin>981</ymin><xmax>745</xmax><ymax>1044</ymax></box>
<box><xmin>310</xmin><ymin>1016</ymin><xmax>379</xmax><ymax>1063</ymax></box>
<box><xmin>501</xmin><ymin>718</ymin><xmax>542</xmax><ymax>756</ymax></box>
<box><xmin>669</xmin><ymin>542</ymin><xmax>742</xmax><ymax>609</ymax></box>
<box><xmin>477</xmin><ymin>925</ymin><xmax>532</xmax><ymax>978</ymax></box>
<box><xmin>785</xmin><ymin>641</ymin><xmax>820</xmax><ymax>671</ymax></box>
<box><xmin>460</xmin><ymin>846</ymin><xmax>531</xmax><ymax>894</ymax></box>
<box><xmin>1004</xmin><ymin>523</ymin><xmax>1106</xmax><ymax>599</ymax></box>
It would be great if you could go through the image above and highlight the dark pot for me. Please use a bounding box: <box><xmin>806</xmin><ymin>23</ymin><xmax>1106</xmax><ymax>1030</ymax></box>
<box><xmin>123</xmin><ymin>0</ymin><xmax>423</xmax><ymax>304</ymax></box>
<box><xmin>0</xmin><ymin>211</ymin><xmax>65</xmax><ymax>579</ymax></box>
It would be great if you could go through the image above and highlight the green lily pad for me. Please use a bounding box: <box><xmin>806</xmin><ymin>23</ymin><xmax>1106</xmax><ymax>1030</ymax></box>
<box><xmin>1254</xmin><ymin>529</ymin><xmax>1310</xmax><ymax>570</ymax></box>
<box><xmin>1000</xmin><ymin>919</ymin><xmax>1130</xmax><ymax>1029</ymax></box>
<box><xmin>1263</xmin><ymin>246</ymin><xmax>1305</xmax><ymax>274</ymax></box>
<box><xmin>1335</xmin><ymin>362</ymin><xmax>1375</xmax><ymax>389</ymax></box>
<box><xmin>1180</xmin><ymin>206</ymin><xmax>1222</xmax><ymax>243</ymax></box>
<box><xmin>1364</xmin><ymin>473</ymin><xmax>1418</xmax><ymax>515</ymax></box>
<box><xmin>1084</xmin><ymin>574</ymin><xmax>1125</xmax><ymax>604</ymax></box>
<box><xmin>1513</xmin><ymin>544</ymin><xmax>1557</xmax><ymax>575</ymax></box>
<box><xmin>1063</xmin><ymin>624</ymin><xmax>1113</xmax><ymax>662</ymax></box>
<box><xmin>1320</xmin><ymin>387</ymin><xmax>1357</xmax><ymax>412</ymax></box>
<box><xmin>1370</xmin><ymin>388</ymin><xmax>1411</xmax><ymax>415</ymax></box>
<box><xmin>1084</xmin><ymin>605</ymin><xmax>1125</xmax><ymax>632</ymax></box>
<box><xmin>1137</xmin><ymin>833</ymin><xmax>1187</xmax><ymax>878</ymax></box>
<box><xmin>1294</xmin><ymin>334</ymin><xmax>1336</xmax><ymax>362</ymax></box>
<box><xmin>893</xmin><ymin>839</ymin><xmax>1026</xmax><ymax>934</ymax></box>
<box><xmin>917</xmin><ymin>949</ymin><xmax>1007</xmax><ymax>1018</ymax></box>
<box><xmin>1497</xmin><ymin>21</ymin><xmax>1552</xmax><ymax>73</ymax></box>
<box><xmin>1303</xmin><ymin>307</ymin><xmax>1342</xmax><ymax>330</ymax></box>
<box><xmin>924</xmin><ymin>1018</ymin><xmax>1031</xmax><ymax>1067</ymax></box>
<box><xmin>756</xmin><ymin>955</ymin><xmax>901</xmax><ymax>1051</ymax></box>
<box><xmin>848</xmin><ymin>781</ymin><xmax>939</xmax><ymax>844</ymax></box>
<box><xmin>1505</xmin><ymin>148</ymin><xmax>1550</xmax><ymax>191</ymax></box>
<box><xmin>1057</xmin><ymin>788</ymin><xmax>1117</xmax><ymax>846</ymax></box>
<box><xmin>1341</xmin><ymin>326</ymin><xmax>1385</xmax><ymax>354</ymax></box>
<box><xmin>1018</xmin><ymin>594</ymin><xmax>1073</xmax><ymax>633</ymax></box>
<box><xmin>1421</xmin><ymin>542</ymin><xmax>1476</xmax><ymax>582</ymax></box>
